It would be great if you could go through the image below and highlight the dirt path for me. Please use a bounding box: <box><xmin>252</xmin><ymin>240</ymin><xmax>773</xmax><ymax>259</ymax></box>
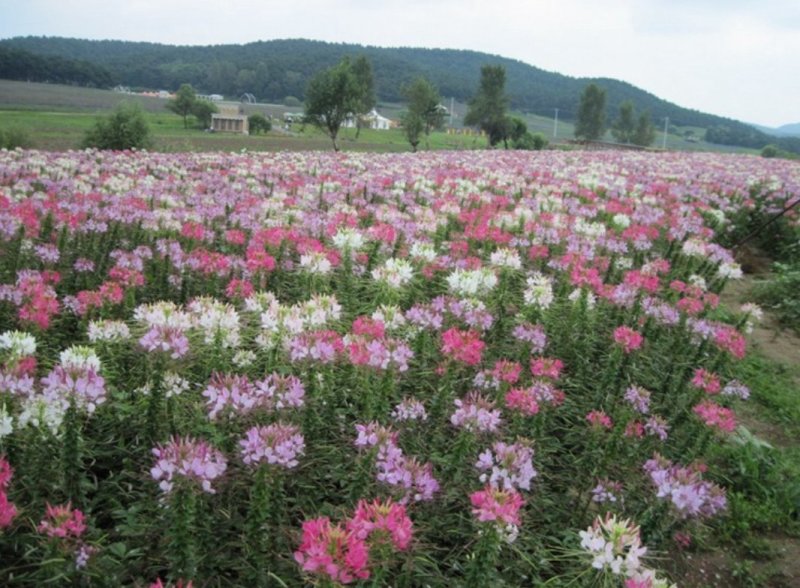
<box><xmin>672</xmin><ymin>270</ymin><xmax>800</xmax><ymax>587</ymax></box>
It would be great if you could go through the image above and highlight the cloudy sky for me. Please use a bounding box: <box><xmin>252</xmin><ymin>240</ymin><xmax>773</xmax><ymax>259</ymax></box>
<box><xmin>2</xmin><ymin>0</ymin><xmax>798</xmax><ymax>127</ymax></box>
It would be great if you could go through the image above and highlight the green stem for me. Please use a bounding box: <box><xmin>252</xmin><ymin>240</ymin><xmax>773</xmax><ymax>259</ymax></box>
<box><xmin>169</xmin><ymin>485</ymin><xmax>197</xmax><ymax>580</ymax></box>
<box><xmin>62</xmin><ymin>399</ymin><xmax>84</xmax><ymax>508</ymax></box>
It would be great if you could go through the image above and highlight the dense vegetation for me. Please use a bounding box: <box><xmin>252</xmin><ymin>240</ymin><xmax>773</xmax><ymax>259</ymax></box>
<box><xmin>1</xmin><ymin>36</ymin><xmax>796</xmax><ymax>153</ymax></box>
<box><xmin>0</xmin><ymin>46</ymin><xmax>113</xmax><ymax>88</ymax></box>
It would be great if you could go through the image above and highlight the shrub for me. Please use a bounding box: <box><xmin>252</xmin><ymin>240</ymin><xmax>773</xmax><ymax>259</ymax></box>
<box><xmin>82</xmin><ymin>102</ymin><xmax>152</xmax><ymax>150</ymax></box>
<box><xmin>0</xmin><ymin>127</ymin><xmax>31</xmax><ymax>149</ymax></box>
<box><xmin>753</xmin><ymin>261</ymin><xmax>800</xmax><ymax>332</ymax></box>
<box><xmin>192</xmin><ymin>100</ymin><xmax>218</xmax><ymax>129</ymax></box>
<box><xmin>248</xmin><ymin>113</ymin><xmax>272</xmax><ymax>135</ymax></box>
<box><xmin>761</xmin><ymin>144</ymin><xmax>779</xmax><ymax>158</ymax></box>
<box><xmin>513</xmin><ymin>131</ymin><xmax>548</xmax><ymax>150</ymax></box>
<box><xmin>283</xmin><ymin>96</ymin><xmax>301</xmax><ymax>107</ymax></box>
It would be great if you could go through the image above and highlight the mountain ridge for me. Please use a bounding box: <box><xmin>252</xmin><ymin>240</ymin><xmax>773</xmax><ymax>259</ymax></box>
<box><xmin>1</xmin><ymin>36</ymin><xmax>798</xmax><ymax>153</ymax></box>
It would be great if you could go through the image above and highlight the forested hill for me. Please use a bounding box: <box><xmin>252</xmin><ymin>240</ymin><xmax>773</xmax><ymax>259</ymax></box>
<box><xmin>1</xmin><ymin>36</ymin><xmax>795</xmax><ymax>153</ymax></box>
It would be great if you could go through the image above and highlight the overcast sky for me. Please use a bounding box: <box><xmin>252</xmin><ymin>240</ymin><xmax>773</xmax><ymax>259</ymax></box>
<box><xmin>2</xmin><ymin>0</ymin><xmax>798</xmax><ymax>127</ymax></box>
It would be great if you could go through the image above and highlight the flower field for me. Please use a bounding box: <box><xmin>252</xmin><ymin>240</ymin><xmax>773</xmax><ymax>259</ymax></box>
<box><xmin>0</xmin><ymin>148</ymin><xmax>798</xmax><ymax>586</ymax></box>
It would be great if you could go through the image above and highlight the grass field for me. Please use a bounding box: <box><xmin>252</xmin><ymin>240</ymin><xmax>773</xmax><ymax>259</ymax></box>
<box><xmin>0</xmin><ymin>79</ymin><xmax>756</xmax><ymax>154</ymax></box>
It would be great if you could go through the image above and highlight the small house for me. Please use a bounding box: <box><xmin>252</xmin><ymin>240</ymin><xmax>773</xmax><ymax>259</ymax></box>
<box><xmin>211</xmin><ymin>105</ymin><xmax>249</xmax><ymax>135</ymax></box>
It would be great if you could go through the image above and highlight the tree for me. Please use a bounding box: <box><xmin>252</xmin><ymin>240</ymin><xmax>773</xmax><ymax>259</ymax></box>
<box><xmin>402</xmin><ymin>77</ymin><xmax>445</xmax><ymax>151</ymax></box>
<box><xmin>351</xmin><ymin>56</ymin><xmax>376</xmax><ymax>139</ymax></box>
<box><xmin>464</xmin><ymin>65</ymin><xmax>509</xmax><ymax>147</ymax></box>
<box><xmin>574</xmin><ymin>83</ymin><xmax>607</xmax><ymax>141</ymax></box>
<box><xmin>304</xmin><ymin>58</ymin><xmax>360</xmax><ymax>151</ymax></box>
<box><xmin>248</xmin><ymin>113</ymin><xmax>272</xmax><ymax>135</ymax></box>
<box><xmin>611</xmin><ymin>100</ymin><xmax>636</xmax><ymax>143</ymax></box>
<box><xmin>166</xmin><ymin>84</ymin><xmax>197</xmax><ymax>129</ymax></box>
<box><xmin>82</xmin><ymin>102</ymin><xmax>152</xmax><ymax>150</ymax></box>
<box><xmin>632</xmin><ymin>112</ymin><xmax>656</xmax><ymax>147</ymax></box>
<box><xmin>191</xmin><ymin>100</ymin><xmax>218</xmax><ymax>129</ymax></box>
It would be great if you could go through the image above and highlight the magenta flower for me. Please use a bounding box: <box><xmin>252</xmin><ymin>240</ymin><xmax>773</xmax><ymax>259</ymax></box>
<box><xmin>693</xmin><ymin>400</ymin><xmax>736</xmax><ymax>432</ymax></box>
<box><xmin>691</xmin><ymin>368</ymin><xmax>722</xmax><ymax>395</ymax></box>
<box><xmin>441</xmin><ymin>328</ymin><xmax>485</xmax><ymax>366</ymax></box>
<box><xmin>529</xmin><ymin>357</ymin><xmax>564</xmax><ymax>380</ymax></box>
<box><xmin>470</xmin><ymin>485</ymin><xmax>524</xmax><ymax>526</ymax></box>
<box><xmin>348</xmin><ymin>498</ymin><xmax>413</xmax><ymax>551</ymax></box>
<box><xmin>294</xmin><ymin>517</ymin><xmax>370</xmax><ymax>584</ymax></box>
<box><xmin>613</xmin><ymin>326</ymin><xmax>644</xmax><ymax>354</ymax></box>
<box><xmin>38</xmin><ymin>502</ymin><xmax>87</xmax><ymax>539</ymax></box>
<box><xmin>586</xmin><ymin>410</ymin><xmax>613</xmax><ymax>430</ymax></box>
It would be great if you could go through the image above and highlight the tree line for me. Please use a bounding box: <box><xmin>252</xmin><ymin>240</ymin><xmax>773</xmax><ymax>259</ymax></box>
<box><xmin>1</xmin><ymin>37</ymin><xmax>786</xmax><ymax>144</ymax></box>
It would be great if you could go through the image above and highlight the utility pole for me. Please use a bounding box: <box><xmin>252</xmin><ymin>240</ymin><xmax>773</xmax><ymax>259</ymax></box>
<box><xmin>662</xmin><ymin>117</ymin><xmax>669</xmax><ymax>150</ymax></box>
<box><xmin>450</xmin><ymin>97</ymin><xmax>454</xmax><ymax>127</ymax></box>
<box><xmin>553</xmin><ymin>108</ymin><xmax>559</xmax><ymax>138</ymax></box>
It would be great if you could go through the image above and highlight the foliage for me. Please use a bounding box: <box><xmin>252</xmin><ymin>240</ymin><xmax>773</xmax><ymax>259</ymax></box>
<box><xmin>351</xmin><ymin>56</ymin><xmax>376</xmax><ymax>138</ymax></box>
<box><xmin>304</xmin><ymin>57</ymin><xmax>360</xmax><ymax>151</ymax></box>
<box><xmin>401</xmin><ymin>77</ymin><xmax>445</xmax><ymax>152</ymax></box>
<box><xmin>753</xmin><ymin>261</ymin><xmax>800</xmax><ymax>333</ymax></box>
<box><xmin>611</xmin><ymin>101</ymin><xmax>636</xmax><ymax>144</ymax></box>
<box><xmin>464</xmin><ymin>65</ymin><xmax>509</xmax><ymax>147</ymax></box>
<box><xmin>165</xmin><ymin>83</ymin><xmax>197</xmax><ymax>129</ymax></box>
<box><xmin>81</xmin><ymin>102</ymin><xmax>152</xmax><ymax>150</ymax></box>
<box><xmin>632</xmin><ymin>112</ymin><xmax>657</xmax><ymax>147</ymax></box>
<box><xmin>0</xmin><ymin>45</ymin><xmax>113</xmax><ymax>87</ymax></box>
<box><xmin>0</xmin><ymin>127</ymin><xmax>31</xmax><ymax>149</ymax></box>
<box><xmin>190</xmin><ymin>99</ymin><xmax>217</xmax><ymax>129</ymax></box>
<box><xmin>761</xmin><ymin>145</ymin><xmax>779</xmax><ymax>158</ymax></box>
<box><xmin>283</xmin><ymin>96</ymin><xmax>301</xmax><ymax>107</ymax></box>
<box><xmin>514</xmin><ymin>131</ymin><xmax>548</xmax><ymax>150</ymax></box>
<box><xmin>247</xmin><ymin>113</ymin><xmax>271</xmax><ymax>135</ymax></box>
<box><xmin>574</xmin><ymin>83</ymin><xmax>607</xmax><ymax>141</ymax></box>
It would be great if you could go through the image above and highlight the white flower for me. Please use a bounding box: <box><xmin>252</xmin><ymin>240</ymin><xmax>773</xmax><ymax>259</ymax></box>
<box><xmin>0</xmin><ymin>330</ymin><xmax>37</xmax><ymax>357</ymax></box>
<box><xmin>372</xmin><ymin>258</ymin><xmax>415</xmax><ymax>288</ymax></box>
<box><xmin>489</xmin><ymin>248</ymin><xmax>522</xmax><ymax>270</ymax></box>
<box><xmin>88</xmin><ymin>320</ymin><xmax>131</xmax><ymax>342</ymax></box>
<box><xmin>409</xmin><ymin>241</ymin><xmax>438</xmax><ymax>262</ymax></box>
<box><xmin>332</xmin><ymin>227</ymin><xmax>365</xmax><ymax>250</ymax></box>
<box><xmin>0</xmin><ymin>403</ymin><xmax>13</xmax><ymax>439</ymax></box>
<box><xmin>299</xmin><ymin>252</ymin><xmax>332</xmax><ymax>274</ymax></box>
<box><xmin>523</xmin><ymin>272</ymin><xmax>554</xmax><ymax>309</ymax></box>
<box><xmin>718</xmin><ymin>262</ymin><xmax>743</xmax><ymax>280</ymax></box>
<box><xmin>446</xmin><ymin>268</ymin><xmax>498</xmax><ymax>298</ymax></box>
<box><xmin>59</xmin><ymin>346</ymin><xmax>102</xmax><ymax>372</ymax></box>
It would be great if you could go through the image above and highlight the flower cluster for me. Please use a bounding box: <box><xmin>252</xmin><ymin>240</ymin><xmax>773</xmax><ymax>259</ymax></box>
<box><xmin>451</xmin><ymin>392</ymin><xmax>502</xmax><ymax>433</ymax></box>
<box><xmin>151</xmin><ymin>436</ymin><xmax>228</xmax><ymax>494</ymax></box>
<box><xmin>475</xmin><ymin>441</ymin><xmax>537</xmax><ymax>491</ymax></box>
<box><xmin>644</xmin><ymin>454</ymin><xmax>727</xmax><ymax>518</ymax></box>
<box><xmin>240</xmin><ymin>423</ymin><xmax>305</xmax><ymax>468</ymax></box>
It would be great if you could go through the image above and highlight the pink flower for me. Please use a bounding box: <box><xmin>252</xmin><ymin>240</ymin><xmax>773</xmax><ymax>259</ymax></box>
<box><xmin>587</xmin><ymin>410</ymin><xmax>613</xmax><ymax>430</ymax></box>
<box><xmin>693</xmin><ymin>400</ymin><xmax>736</xmax><ymax>432</ymax></box>
<box><xmin>348</xmin><ymin>498</ymin><xmax>413</xmax><ymax>551</ymax></box>
<box><xmin>613</xmin><ymin>326</ymin><xmax>644</xmax><ymax>354</ymax></box>
<box><xmin>294</xmin><ymin>517</ymin><xmax>370</xmax><ymax>584</ymax></box>
<box><xmin>441</xmin><ymin>328</ymin><xmax>485</xmax><ymax>366</ymax></box>
<box><xmin>529</xmin><ymin>357</ymin><xmax>564</xmax><ymax>380</ymax></box>
<box><xmin>470</xmin><ymin>486</ymin><xmax>524</xmax><ymax>526</ymax></box>
<box><xmin>37</xmin><ymin>502</ymin><xmax>86</xmax><ymax>539</ymax></box>
<box><xmin>491</xmin><ymin>360</ymin><xmax>522</xmax><ymax>384</ymax></box>
<box><xmin>691</xmin><ymin>368</ymin><xmax>722</xmax><ymax>394</ymax></box>
<box><xmin>505</xmin><ymin>387</ymin><xmax>540</xmax><ymax>416</ymax></box>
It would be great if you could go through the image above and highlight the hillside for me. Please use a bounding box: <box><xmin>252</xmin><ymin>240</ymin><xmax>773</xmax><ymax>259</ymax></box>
<box><xmin>1</xmin><ymin>36</ymin><xmax>798</xmax><ymax>153</ymax></box>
